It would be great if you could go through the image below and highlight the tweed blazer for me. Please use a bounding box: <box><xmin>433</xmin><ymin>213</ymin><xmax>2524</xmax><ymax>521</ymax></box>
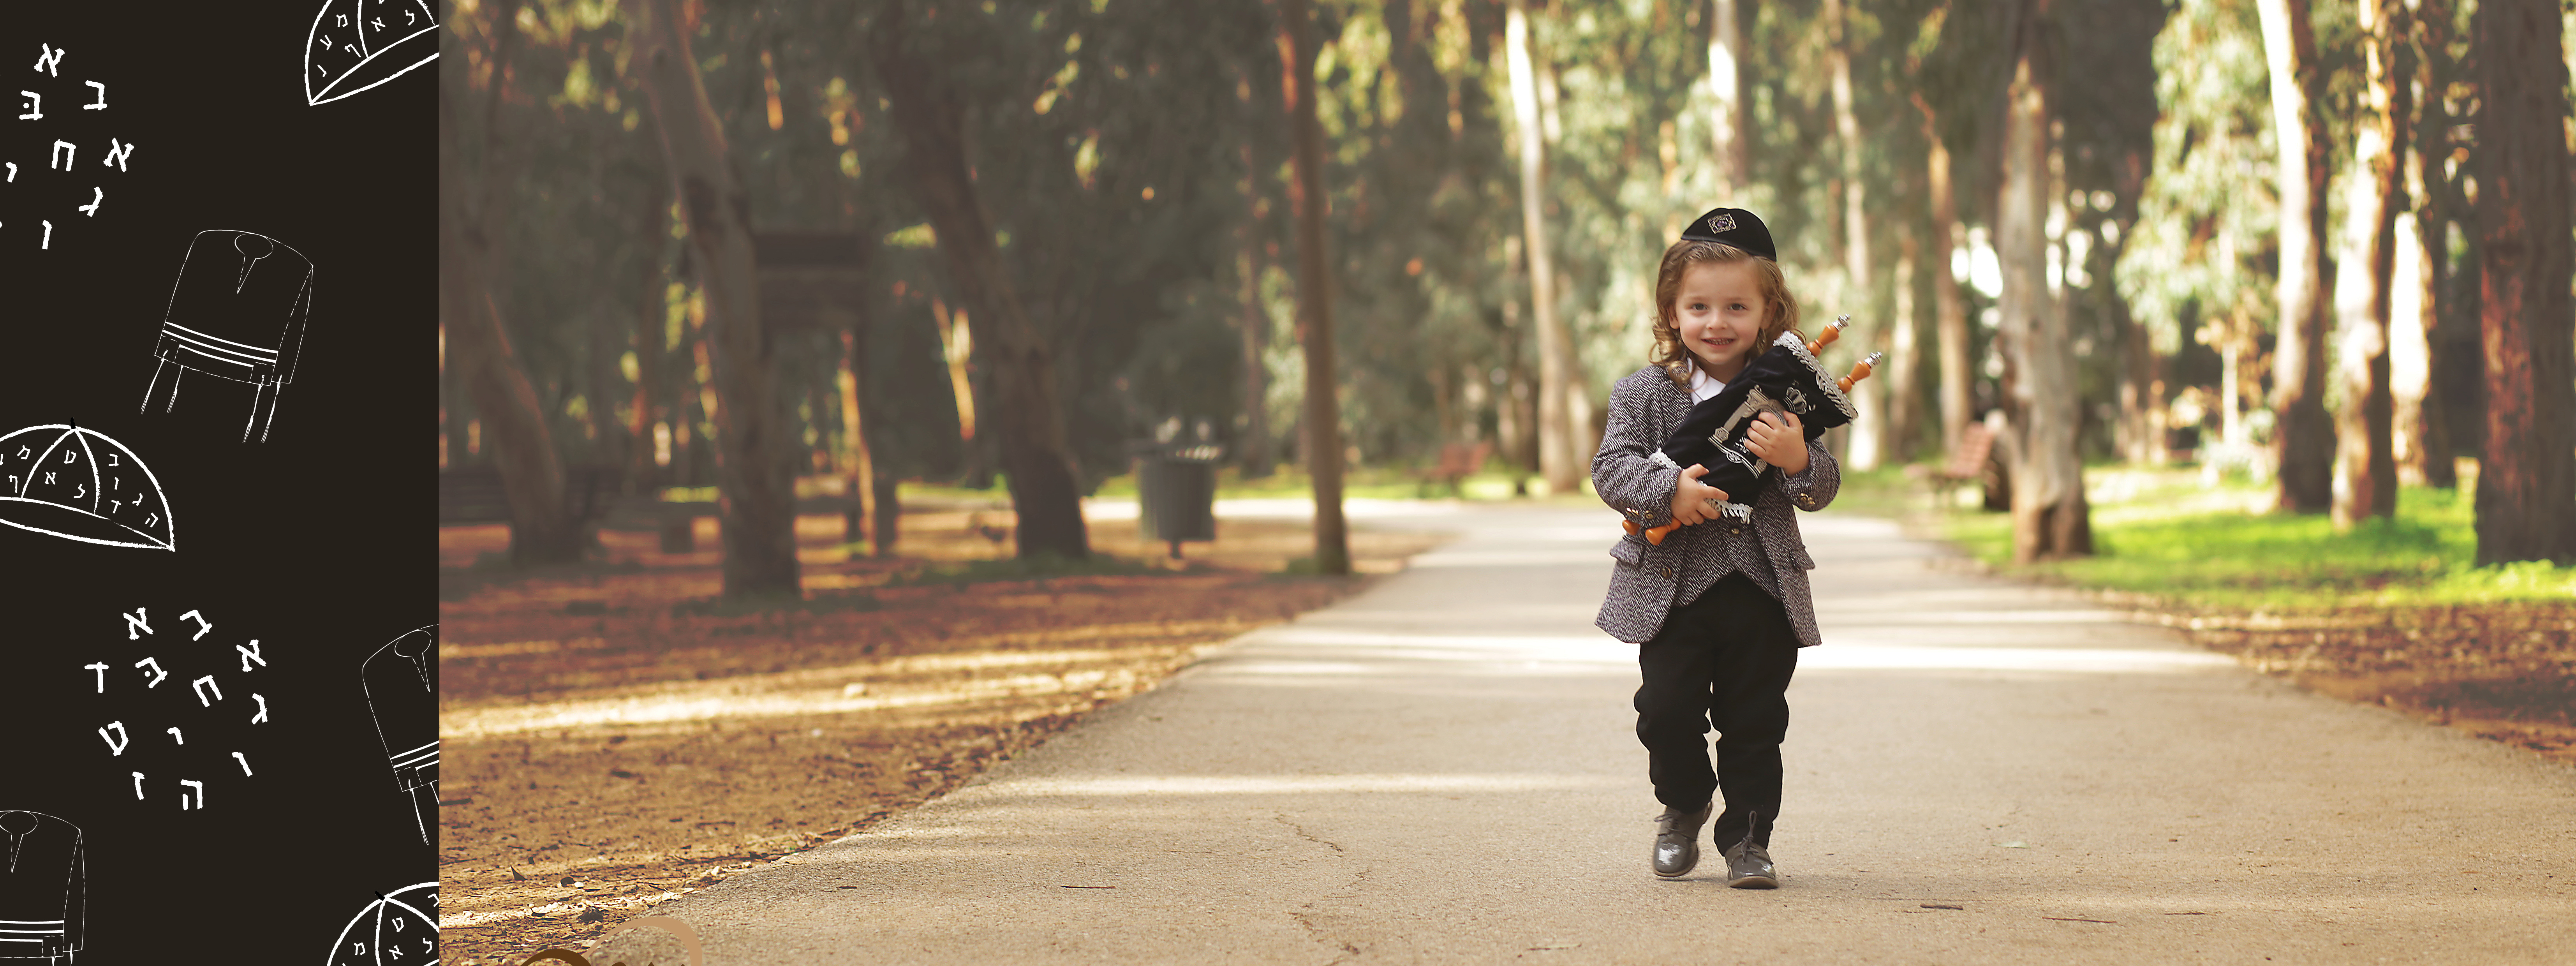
<box><xmin>1592</xmin><ymin>364</ymin><xmax>1840</xmax><ymax>647</ymax></box>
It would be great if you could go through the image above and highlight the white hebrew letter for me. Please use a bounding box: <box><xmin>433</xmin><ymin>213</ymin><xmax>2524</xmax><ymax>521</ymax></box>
<box><xmin>48</xmin><ymin>139</ymin><xmax>71</xmax><ymax>169</ymax></box>
<box><xmin>85</xmin><ymin>662</ymin><xmax>108</xmax><ymax>692</ymax></box>
<box><xmin>190</xmin><ymin>675</ymin><xmax>223</xmax><ymax>706</ymax></box>
<box><xmin>237</xmin><ymin>639</ymin><xmax>266</xmax><ymax>671</ymax></box>
<box><xmin>166</xmin><ymin>726</ymin><xmax>183</xmax><ymax>745</ymax></box>
<box><xmin>250</xmin><ymin>693</ymin><xmax>269</xmax><ymax>724</ymax></box>
<box><xmin>33</xmin><ymin>44</ymin><xmax>62</xmax><ymax>77</ymax></box>
<box><xmin>180</xmin><ymin>779</ymin><xmax>204</xmax><ymax>810</ymax></box>
<box><xmin>130</xmin><ymin>771</ymin><xmax>145</xmax><ymax>799</ymax></box>
<box><xmin>98</xmin><ymin>721</ymin><xmax>128</xmax><ymax>756</ymax></box>
<box><xmin>17</xmin><ymin>92</ymin><xmax>37</xmax><ymax>120</ymax></box>
<box><xmin>77</xmin><ymin>187</ymin><xmax>99</xmax><ymax>217</ymax></box>
<box><xmin>181</xmin><ymin>608</ymin><xmax>212</xmax><ymax>639</ymax></box>
<box><xmin>39</xmin><ymin>220</ymin><xmax>50</xmax><ymax>249</ymax></box>
<box><xmin>134</xmin><ymin>656</ymin><xmax>167</xmax><ymax>687</ymax></box>
<box><xmin>82</xmin><ymin>80</ymin><xmax>102</xmax><ymax>109</ymax></box>
<box><xmin>103</xmin><ymin>139</ymin><xmax>133</xmax><ymax>171</ymax></box>
<box><xmin>122</xmin><ymin>606</ymin><xmax>150</xmax><ymax>639</ymax></box>
<box><xmin>234</xmin><ymin>752</ymin><xmax>254</xmax><ymax>776</ymax></box>
<box><xmin>5</xmin><ymin>162</ymin><xmax>14</xmax><ymax>182</ymax></box>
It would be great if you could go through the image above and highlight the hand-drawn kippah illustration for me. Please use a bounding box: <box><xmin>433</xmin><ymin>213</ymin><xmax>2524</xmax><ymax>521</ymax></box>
<box><xmin>305</xmin><ymin>0</ymin><xmax>439</xmax><ymax>106</ymax></box>
<box><xmin>0</xmin><ymin>423</ymin><xmax>172</xmax><ymax>550</ymax></box>
<box><xmin>322</xmin><ymin>882</ymin><xmax>435</xmax><ymax>966</ymax></box>
<box><xmin>138</xmin><ymin>230</ymin><xmax>315</xmax><ymax>442</ymax></box>
<box><xmin>0</xmin><ymin>811</ymin><xmax>83</xmax><ymax>962</ymax></box>
<box><xmin>360</xmin><ymin>626</ymin><xmax>437</xmax><ymax>846</ymax></box>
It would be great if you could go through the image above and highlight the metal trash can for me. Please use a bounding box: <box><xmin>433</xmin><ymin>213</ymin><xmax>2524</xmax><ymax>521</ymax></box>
<box><xmin>1131</xmin><ymin>441</ymin><xmax>1223</xmax><ymax>558</ymax></box>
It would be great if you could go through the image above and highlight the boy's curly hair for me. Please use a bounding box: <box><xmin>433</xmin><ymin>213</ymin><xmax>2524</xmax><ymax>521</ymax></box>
<box><xmin>1649</xmin><ymin>240</ymin><xmax>1802</xmax><ymax>387</ymax></box>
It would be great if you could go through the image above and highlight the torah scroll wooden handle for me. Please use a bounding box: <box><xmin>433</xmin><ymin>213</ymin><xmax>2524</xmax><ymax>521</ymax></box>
<box><xmin>1806</xmin><ymin>314</ymin><xmax>1852</xmax><ymax>356</ymax></box>
<box><xmin>1836</xmin><ymin>351</ymin><xmax>1885</xmax><ymax>393</ymax></box>
<box><xmin>1621</xmin><ymin>518</ymin><xmax>1683</xmax><ymax>546</ymax></box>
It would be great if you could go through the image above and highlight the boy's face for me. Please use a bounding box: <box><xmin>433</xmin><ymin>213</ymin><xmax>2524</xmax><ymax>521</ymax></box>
<box><xmin>1675</xmin><ymin>259</ymin><xmax>1765</xmax><ymax>380</ymax></box>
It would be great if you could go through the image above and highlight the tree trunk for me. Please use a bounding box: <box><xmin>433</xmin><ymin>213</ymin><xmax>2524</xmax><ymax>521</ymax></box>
<box><xmin>1279</xmin><ymin>0</ymin><xmax>1350</xmax><ymax>574</ymax></box>
<box><xmin>1915</xmin><ymin>93</ymin><xmax>1972</xmax><ymax>458</ymax></box>
<box><xmin>439</xmin><ymin>1</ymin><xmax>581</xmax><ymax>565</ymax></box>
<box><xmin>1889</xmin><ymin>236</ymin><xmax>1921</xmax><ymax>464</ymax></box>
<box><xmin>628</xmin><ymin>0</ymin><xmax>802</xmax><ymax>596</ymax></box>
<box><xmin>2470</xmin><ymin>0</ymin><xmax>2576</xmax><ymax>564</ymax></box>
<box><xmin>869</xmin><ymin>3</ymin><xmax>1090</xmax><ymax>561</ymax></box>
<box><xmin>1505</xmin><ymin>0</ymin><xmax>1576</xmax><ymax>495</ymax></box>
<box><xmin>2254</xmin><ymin>0</ymin><xmax>2335</xmax><ymax>512</ymax></box>
<box><xmin>1826</xmin><ymin>0</ymin><xmax>1877</xmax><ymax>471</ymax></box>
<box><xmin>2410</xmin><ymin>0</ymin><xmax>2460</xmax><ymax>489</ymax></box>
<box><xmin>2333</xmin><ymin>0</ymin><xmax>2407</xmax><ymax>527</ymax></box>
<box><xmin>1705</xmin><ymin>0</ymin><xmax>1746</xmax><ymax>196</ymax></box>
<box><xmin>630</xmin><ymin>176</ymin><xmax>668</xmax><ymax>491</ymax></box>
<box><xmin>1995</xmin><ymin>8</ymin><xmax>2090</xmax><ymax>562</ymax></box>
<box><xmin>837</xmin><ymin>327</ymin><xmax>876</xmax><ymax>548</ymax></box>
<box><xmin>1237</xmin><ymin>131</ymin><xmax>1276</xmax><ymax>479</ymax></box>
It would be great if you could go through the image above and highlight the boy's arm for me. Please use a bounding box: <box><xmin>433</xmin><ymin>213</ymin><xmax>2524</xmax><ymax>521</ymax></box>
<box><xmin>1591</xmin><ymin>377</ymin><xmax>1682</xmax><ymax>528</ymax></box>
<box><xmin>1776</xmin><ymin>437</ymin><xmax>1839</xmax><ymax>512</ymax></box>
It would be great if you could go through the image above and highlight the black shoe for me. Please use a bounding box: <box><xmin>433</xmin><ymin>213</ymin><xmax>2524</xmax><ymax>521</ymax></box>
<box><xmin>1652</xmin><ymin>802</ymin><xmax>1713</xmax><ymax>879</ymax></box>
<box><xmin>1722</xmin><ymin>830</ymin><xmax>1778</xmax><ymax>889</ymax></box>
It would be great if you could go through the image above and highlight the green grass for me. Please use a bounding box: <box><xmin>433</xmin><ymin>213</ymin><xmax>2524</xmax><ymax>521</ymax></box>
<box><xmin>1942</xmin><ymin>468</ymin><xmax>2576</xmax><ymax>609</ymax></box>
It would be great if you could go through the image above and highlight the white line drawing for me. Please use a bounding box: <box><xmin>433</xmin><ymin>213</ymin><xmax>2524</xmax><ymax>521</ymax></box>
<box><xmin>139</xmin><ymin>230</ymin><xmax>315</xmax><ymax>442</ymax></box>
<box><xmin>33</xmin><ymin>44</ymin><xmax>62</xmax><ymax>76</ymax></box>
<box><xmin>16</xmin><ymin>91</ymin><xmax>35</xmax><ymax>120</ymax></box>
<box><xmin>4</xmin><ymin>163</ymin><xmax>13</xmax><ymax>182</ymax></box>
<box><xmin>189</xmin><ymin>675</ymin><xmax>221</xmax><ymax>706</ymax></box>
<box><xmin>101</xmin><ymin>139</ymin><xmax>131</xmax><ymax>171</ymax></box>
<box><xmin>164</xmin><ymin>727</ymin><xmax>181</xmax><ymax>745</ymax></box>
<box><xmin>0</xmin><ymin>811</ymin><xmax>84</xmax><ymax>961</ymax></box>
<box><xmin>233</xmin><ymin>753</ymin><xmax>252</xmax><ymax>776</ymax></box>
<box><xmin>324</xmin><ymin>883</ymin><xmax>437</xmax><ymax>966</ymax></box>
<box><xmin>178</xmin><ymin>780</ymin><xmax>203</xmax><ymax>810</ymax></box>
<box><xmin>250</xmin><ymin>693</ymin><xmax>269</xmax><ymax>724</ymax></box>
<box><xmin>362</xmin><ymin>626</ymin><xmax>438</xmax><ymax>846</ymax></box>
<box><xmin>131</xmin><ymin>657</ymin><xmax>164</xmax><ymax>687</ymax></box>
<box><xmin>305</xmin><ymin>0</ymin><xmax>438</xmax><ymax>106</ymax></box>
<box><xmin>96</xmin><ymin>722</ymin><xmax>125</xmax><ymax>756</ymax></box>
<box><xmin>81</xmin><ymin>80</ymin><xmax>101</xmax><ymax>110</ymax></box>
<box><xmin>0</xmin><ymin>423</ymin><xmax>174</xmax><ymax>550</ymax></box>
<box><xmin>47</xmin><ymin>140</ymin><xmax>70</xmax><ymax>169</ymax></box>
<box><xmin>121</xmin><ymin>607</ymin><xmax>149</xmax><ymax>639</ymax></box>
<box><xmin>237</xmin><ymin>640</ymin><xmax>266</xmax><ymax>672</ymax></box>
<box><xmin>76</xmin><ymin>187</ymin><xmax>99</xmax><ymax>217</ymax></box>
<box><xmin>38</xmin><ymin>221</ymin><xmax>48</xmax><ymax>250</ymax></box>
<box><xmin>179</xmin><ymin>610</ymin><xmax>210</xmax><ymax>640</ymax></box>
<box><xmin>127</xmin><ymin>773</ymin><xmax>143</xmax><ymax>800</ymax></box>
<box><xmin>81</xmin><ymin>664</ymin><xmax>106</xmax><ymax>692</ymax></box>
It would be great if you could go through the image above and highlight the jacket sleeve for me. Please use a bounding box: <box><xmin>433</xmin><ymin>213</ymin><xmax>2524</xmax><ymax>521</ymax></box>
<box><xmin>1591</xmin><ymin>375</ymin><xmax>1683</xmax><ymax>527</ymax></box>
<box><xmin>1774</xmin><ymin>437</ymin><xmax>1839</xmax><ymax>512</ymax></box>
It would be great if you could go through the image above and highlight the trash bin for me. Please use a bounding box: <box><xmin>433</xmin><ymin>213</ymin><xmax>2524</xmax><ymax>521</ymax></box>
<box><xmin>1131</xmin><ymin>441</ymin><xmax>1222</xmax><ymax>558</ymax></box>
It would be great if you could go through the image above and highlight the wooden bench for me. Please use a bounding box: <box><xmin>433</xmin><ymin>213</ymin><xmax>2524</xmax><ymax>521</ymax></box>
<box><xmin>1917</xmin><ymin>422</ymin><xmax>1996</xmax><ymax>508</ymax></box>
<box><xmin>1418</xmin><ymin>441</ymin><xmax>1493</xmax><ymax>497</ymax></box>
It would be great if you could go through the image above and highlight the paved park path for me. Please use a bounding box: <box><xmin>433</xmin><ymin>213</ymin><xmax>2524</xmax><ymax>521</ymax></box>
<box><xmin>596</xmin><ymin>504</ymin><xmax>2576</xmax><ymax>964</ymax></box>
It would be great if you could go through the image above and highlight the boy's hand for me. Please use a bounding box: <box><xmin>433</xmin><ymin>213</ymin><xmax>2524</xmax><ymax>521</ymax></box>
<box><xmin>1746</xmin><ymin>410</ymin><xmax>1809</xmax><ymax>476</ymax></box>
<box><xmin>1669</xmin><ymin>464</ymin><xmax>1731</xmax><ymax>526</ymax></box>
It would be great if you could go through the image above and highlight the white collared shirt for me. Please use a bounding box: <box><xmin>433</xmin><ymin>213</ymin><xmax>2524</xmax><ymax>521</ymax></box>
<box><xmin>1688</xmin><ymin>366</ymin><xmax>1726</xmax><ymax>404</ymax></box>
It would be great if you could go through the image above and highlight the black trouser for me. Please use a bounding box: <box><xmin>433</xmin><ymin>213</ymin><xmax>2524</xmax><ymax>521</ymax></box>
<box><xmin>1633</xmin><ymin>572</ymin><xmax>1799</xmax><ymax>848</ymax></box>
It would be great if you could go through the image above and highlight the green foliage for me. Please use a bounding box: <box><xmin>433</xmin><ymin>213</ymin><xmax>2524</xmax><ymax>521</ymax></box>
<box><xmin>1945</xmin><ymin>471</ymin><xmax>2576</xmax><ymax>608</ymax></box>
<box><xmin>2118</xmin><ymin>0</ymin><xmax>2276</xmax><ymax>356</ymax></box>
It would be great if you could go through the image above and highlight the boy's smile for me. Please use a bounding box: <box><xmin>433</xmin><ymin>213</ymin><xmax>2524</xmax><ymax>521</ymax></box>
<box><xmin>1675</xmin><ymin>260</ymin><xmax>1766</xmax><ymax>383</ymax></box>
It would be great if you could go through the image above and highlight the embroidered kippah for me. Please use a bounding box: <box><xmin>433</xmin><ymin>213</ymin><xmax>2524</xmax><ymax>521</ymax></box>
<box><xmin>1677</xmin><ymin>206</ymin><xmax>1776</xmax><ymax>261</ymax></box>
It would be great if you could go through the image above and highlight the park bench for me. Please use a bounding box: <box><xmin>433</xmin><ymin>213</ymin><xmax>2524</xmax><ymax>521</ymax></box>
<box><xmin>1418</xmin><ymin>441</ymin><xmax>1493</xmax><ymax>497</ymax></box>
<box><xmin>1915</xmin><ymin>422</ymin><xmax>1996</xmax><ymax>507</ymax></box>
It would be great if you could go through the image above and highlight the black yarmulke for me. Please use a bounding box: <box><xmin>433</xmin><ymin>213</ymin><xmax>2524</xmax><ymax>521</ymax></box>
<box><xmin>1677</xmin><ymin>207</ymin><xmax>1776</xmax><ymax>261</ymax></box>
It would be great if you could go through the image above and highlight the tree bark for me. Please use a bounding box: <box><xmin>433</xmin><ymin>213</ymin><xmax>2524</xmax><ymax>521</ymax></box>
<box><xmin>1889</xmin><ymin>236</ymin><xmax>1920</xmax><ymax>464</ymax></box>
<box><xmin>2470</xmin><ymin>0</ymin><xmax>2576</xmax><ymax>564</ymax></box>
<box><xmin>869</xmin><ymin>2</ymin><xmax>1091</xmax><ymax>561</ymax></box>
<box><xmin>1915</xmin><ymin>93</ymin><xmax>1972</xmax><ymax>458</ymax></box>
<box><xmin>629</xmin><ymin>175</ymin><xmax>668</xmax><ymax>491</ymax></box>
<box><xmin>1278</xmin><ymin>0</ymin><xmax>1350</xmax><ymax>574</ymax></box>
<box><xmin>837</xmin><ymin>327</ymin><xmax>876</xmax><ymax>548</ymax></box>
<box><xmin>1705</xmin><ymin>0</ymin><xmax>1746</xmax><ymax>196</ymax></box>
<box><xmin>2254</xmin><ymin>0</ymin><xmax>2336</xmax><ymax>512</ymax></box>
<box><xmin>2410</xmin><ymin>0</ymin><xmax>2460</xmax><ymax>489</ymax></box>
<box><xmin>1826</xmin><ymin>0</ymin><xmax>1878</xmax><ymax>470</ymax></box>
<box><xmin>439</xmin><ymin>0</ymin><xmax>581</xmax><ymax>565</ymax></box>
<box><xmin>2333</xmin><ymin>0</ymin><xmax>2407</xmax><ymax>527</ymax></box>
<box><xmin>627</xmin><ymin>0</ymin><xmax>802</xmax><ymax>596</ymax></box>
<box><xmin>1505</xmin><ymin>0</ymin><xmax>1576</xmax><ymax>495</ymax></box>
<box><xmin>1995</xmin><ymin>6</ymin><xmax>2091</xmax><ymax>562</ymax></box>
<box><xmin>1237</xmin><ymin>129</ymin><xmax>1276</xmax><ymax>479</ymax></box>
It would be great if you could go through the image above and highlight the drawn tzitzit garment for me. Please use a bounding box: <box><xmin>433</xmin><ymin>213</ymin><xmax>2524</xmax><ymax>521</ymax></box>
<box><xmin>0</xmin><ymin>424</ymin><xmax>171</xmax><ymax>550</ymax></box>
<box><xmin>305</xmin><ymin>0</ymin><xmax>438</xmax><ymax>106</ymax></box>
<box><xmin>322</xmin><ymin>882</ymin><xmax>434</xmax><ymax>966</ymax></box>
<box><xmin>138</xmin><ymin>230</ymin><xmax>314</xmax><ymax>442</ymax></box>
<box><xmin>0</xmin><ymin>811</ymin><xmax>82</xmax><ymax>962</ymax></box>
<box><xmin>360</xmin><ymin>626</ymin><xmax>437</xmax><ymax>846</ymax></box>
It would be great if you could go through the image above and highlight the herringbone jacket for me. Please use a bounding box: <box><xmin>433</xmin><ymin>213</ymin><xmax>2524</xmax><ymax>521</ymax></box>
<box><xmin>1592</xmin><ymin>365</ymin><xmax>1839</xmax><ymax>646</ymax></box>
